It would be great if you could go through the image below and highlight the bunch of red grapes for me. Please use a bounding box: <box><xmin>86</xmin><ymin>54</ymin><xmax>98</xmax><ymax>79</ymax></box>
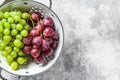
<box><xmin>23</xmin><ymin>12</ymin><xmax>59</xmax><ymax>64</ymax></box>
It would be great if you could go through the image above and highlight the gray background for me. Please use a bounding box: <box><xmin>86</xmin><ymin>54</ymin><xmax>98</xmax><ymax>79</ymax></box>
<box><xmin>1</xmin><ymin>0</ymin><xmax>120</xmax><ymax>80</ymax></box>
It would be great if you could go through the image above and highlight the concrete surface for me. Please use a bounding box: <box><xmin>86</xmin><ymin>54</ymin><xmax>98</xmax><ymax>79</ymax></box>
<box><xmin>1</xmin><ymin>0</ymin><xmax>120</xmax><ymax>80</ymax></box>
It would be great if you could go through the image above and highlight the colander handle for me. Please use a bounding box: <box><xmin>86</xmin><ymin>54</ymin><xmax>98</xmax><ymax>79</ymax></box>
<box><xmin>0</xmin><ymin>68</ymin><xmax>7</xmax><ymax>80</ymax></box>
<box><xmin>0</xmin><ymin>69</ymin><xmax>37</xmax><ymax>80</ymax></box>
<box><xmin>1</xmin><ymin>0</ymin><xmax>52</xmax><ymax>9</ymax></box>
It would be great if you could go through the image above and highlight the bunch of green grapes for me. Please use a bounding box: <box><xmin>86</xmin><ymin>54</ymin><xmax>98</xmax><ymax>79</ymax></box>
<box><xmin>0</xmin><ymin>11</ymin><xmax>30</xmax><ymax>70</ymax></box>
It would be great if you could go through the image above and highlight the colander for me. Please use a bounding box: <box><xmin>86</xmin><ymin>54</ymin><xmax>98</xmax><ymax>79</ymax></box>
<box><xmin>0</xmin><ymin>0</ymin><xmax>64</xmax><ymax>79</ymax></box>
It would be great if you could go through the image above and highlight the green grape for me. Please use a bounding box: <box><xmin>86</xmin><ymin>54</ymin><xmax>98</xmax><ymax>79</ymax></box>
<box><xmin>7</xmin><ymin>61</ymin><xmax>11</xmax><ymax>65</ymax></box>
<box><xmin>10</xmin><ymin>11</ymin><xmax>13</xmax><ymax>16</ymax></box>
<box><xmin>3</xmin><ymin>35</ymin><xmax>11</xmax><ymax>42</ymax></box>
<box><xmin>0</xmin><ymin>40</ymin><xmax>2</xmax><ymax>43</ymax></box>
<box><xmin>16</xmin><ymin>11</ymin><xmax>22</xmax><ymax>16</ymax></box>
<box><xmin>0</xmin><ymin>33</ymin><xmax>3</xmax><ymax>38</ymax></box>
<box><xmin>0</xmin><ymin>21</ymin><xmax>3</xmax><ymax>26</ymax></box>
<box><xmin>5</xmin><ymin>46</ymin><xmax>12</xmax><ymax>53</ymax></box>
<box><xmin>14</xmin><ymin>39</ymin><xmax>22</xmax><ymax>47</ymax></box>
<box><xmin>11</xmin><ymin>23</ymin><xmax>16</xmax><ymax>29</ymax></box>
<box><xmin>4</xmin><ymin>41</ymin><xmax>9</xmax><ymax>45</ymax></box>
<box><xmin>0</xmin><ymin>26</ymin><xmax>4</xmax><ymax>32</ymax></box>
<box><xmin>18</xmin><ymin>50</ymin><xmax>25</xmax><ymax>56</ymax></box>
<box><xmin>23</xmin><ymin>57</ymin><xmax>27</xmax><ymax>62</ymax></box>
<box><xmin>17</xmin><ymin>57</ymin><xmax>25</xmax><ymax>65</ymax></box>
<box><xmin>4</xmin><ymin>12</ymin><xmax>10</xmax><ymax>18</ymax></box>
<box><xmin>20</xmin><ymin>30</ymin><xmax>28</xmax><ymax>37</ymax></box>
<box><xmin>9</xmin><ymin>42</ymin><xmax>14</xmax><ymax>47</ymax></box>
<box><xmin>10</xmin><ymin>51</ymin><xmax>17</xmax><ymax>58</ymax></box>
<box><xmin>13</xmin><ymin>47</ymin><xmax>19</xmax><ymax>52</ymax></box>
<box><xmin>4</xmin><ymin>22</ymin><xmax>10</xmax><ymax>29</ymax></box>
<box><xmin>6</xmin><ymin>55</ymin><xmax>13</xmax><ymax>63</ymax></box>
<box><xmin>16</xmin><ymin>34</ymin><xmax>22</xmax><ymax>40</ymax></box>
<box><xmin>0</xmin><ymin>12</ymin><xmax>4</xmax><ymax>19</ymax></box>
<box><xmin>19</xmin><ymin>19</ymin><xmax>26</xmax><ymax>26</ymax></box>
<box><xmin>1</xmin><ymin>51</ymin><xmax>8</xmax><ymax>57</ymax></box>
<box><xmin>16</xmin><ymin>24</ymin><xmax>23</xmax><ymax>31</ymax></box>
<box><xmin>11</xmin><ymin>29</ymin><xmax>18</xmax><ymax>36</ymax></box>
<box><xmin>8</xmin><ymin>17</ymin><xmax>14</xmax><ymax>23</ymax></box>
<box><xmin>20</xmin><ymin>43</ymin><xmax>24</xmax><ymax>48</ymax></box>
<box><xmin>22</xmin><ymin>12</ymin><xmax>30</xmax><ymax>19</ymax></box>
<box><xmin>4</xmin><ymin>29</ymin><xmax>10</xmax><ymax>35</ymax></box>
<box><xmin>2</xmin><ymin>19</ymin><xmax>6</xmax><ymax>23</ymax></box>
<box><xmin>3</xmin><ymin>41</ymin><xmax>10</xmax><ymax>45</ymax></box>
<box><xmin>10</xmin><ymin>61</ymin><xmax>18</xmax><ymax>70</ymax></box>
<box><xmin>0</xmin><ymin>42</ymin><xmax>6</xmax><ymax>50</ymax></box>
<box><xmin>14</xmin><ymin>16</ymin><xmax>21</xmax><ymax>22</ymax></box>
<box><xmin>24</xmin><ymin>25</ymin><xmax>30</xmax><ymax>31</ymax></box>
<box><xmin>10</xmin><ymin>11</ymin><xmax>17</xmax><ymax>17</ymax></box>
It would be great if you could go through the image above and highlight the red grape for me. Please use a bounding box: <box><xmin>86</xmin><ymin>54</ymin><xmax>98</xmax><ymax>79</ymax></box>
<box><xmin>35</xmin><ymin>23</ymin><xmax>45</xmax><ymax>31</ymax></box>
<box><xmin>41</xmin><ymin>48</ymin><xmax>54</xmax><ymax>57</ymax></box>
<box><xmin>43</xmin><ymin>27</ymin><xmax>53</xmax><ymax>37</ymax></box>
<box><xmin>51</xmin><ymin>41</ymin><xmax>58</xmax><ymax>49</ymax></box>
<box><xmin>32</xmin><ymin>36</ymin><xmax>42</xmax><ymax>47</ymax></box>
<box><xmin>44</xmin><ymin>37</ymin><xmax>53</xmax><ymax>44</ymax></box>
<box><xmin>34</xmin><ymin>55</ymin><xmax>45</xmax><ymax>64</ymax></box>
<box><xmin>31</xmin><ymin>12</ymin><xmax>41</xmax><ymax>21</ymax></box>
<box><xmin>23</xmin><ymin>46</ymin><xmax>32</xmax><ymax>54</ymax></box>
<box><xmin>23</xmin><ymin>36</ymin><xmax>32</xmax><ymax>45</ymax></box>
<box><xmin>43</xmin><ymin>17</ymin><xmax>54</xmax><ymax>27</ymax></box>
<box><xmin>31</xmin><ymin>48</ymin><xmax>40</xmax><ymax>57</ymax></box>
<box><xmin>52</xmin><ymin>31</ymin><xmax>59</xmax><ymax>40</ymax></box>
<box><xmin>42</xmin><ymin>39</ymin><xmax>50</xmax><ymax>51</ymax></box>
<box><xmin>21</xmin><ymin>12</ymin><xmax>59</xmax><ymax>64</ymax></box>
<box><xmin>29</xmin><ymin>29</ymin><xmax>40</xmax><ymax>37</ymax></box>
<box><xmin>33</xmin><ymin>45</ymin><xmax>39</xmax><ymax>49</ymax></box>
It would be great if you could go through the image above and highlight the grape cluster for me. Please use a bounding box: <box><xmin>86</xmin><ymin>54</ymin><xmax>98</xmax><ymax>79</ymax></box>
<box><xmin>23</xmin><ymin>12</ymin><xmax>59</xmax><ymax>64</ymax></box>
<box><xmin>0</xmin><ymin>11</ymin><xmax>30</xmax><ymax>70</ymax></box>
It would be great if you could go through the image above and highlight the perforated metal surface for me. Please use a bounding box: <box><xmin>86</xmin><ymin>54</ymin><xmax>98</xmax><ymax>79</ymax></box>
<box><xmin>30</xmin><ymin>6</ymin><xmax>48</xmax><ymax>17</ymax></box>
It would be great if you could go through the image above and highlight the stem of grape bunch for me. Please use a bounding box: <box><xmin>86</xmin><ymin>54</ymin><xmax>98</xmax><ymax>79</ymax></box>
<box><xmin>30</xmin><ymin>16</ymin><xmax>35</xmax><ymax>28</ymax></box>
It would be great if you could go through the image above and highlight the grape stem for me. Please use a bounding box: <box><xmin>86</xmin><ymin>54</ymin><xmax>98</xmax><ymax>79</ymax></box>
<box><xmin>30</xmin><ymin>16</ymin><xmax>35</xmax><ymax>28</ymax></box>
<box><xmin>40</xmin><ymin>33</ymin><xmax>43</xmax><ymax>38</ymax></box>
<box><xmin>37</xmin><ymin>17</ymin><xmax>40</xmax><ymax>22</ymax></box>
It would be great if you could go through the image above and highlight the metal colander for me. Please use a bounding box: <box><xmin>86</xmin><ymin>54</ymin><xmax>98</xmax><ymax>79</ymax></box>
<box><xmin>0</xmin><ymin>0</ymin><xmax>64</xmax><ymax>79</ymax></box>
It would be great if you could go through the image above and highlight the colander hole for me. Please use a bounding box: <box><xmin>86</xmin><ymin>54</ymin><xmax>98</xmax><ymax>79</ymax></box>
<box><xmin>42</xmin><ymin>13</ymin><xmax>44</xmax><ymax>15</ymax></box>
<box><xmin>26</xmin><ymin>71</ymin><xmax>29</xmax><ymax>73</ymax></box>
<box><xmin>39</xmin><ymin>10</ymin><xmax>41</xmax><ymax>12</ymax></box>
<box><xmin>52</xmin><ymin>14</ymin><xmax>55</xmax><ymax>18</ymax></box>
<box><xmin>43</xmin><ymin>10</ymin><xmax>45</xmax><ymax>12</ymax></box>
<box><xmin>39</xmin><ymin>8</ymin><xmax>42</xmax><ymax>10</ymax></box>
<box><xmin>30</xmin><ymin>10</ymin><xmax>33</xmax><ymax>12</ymax></box>
<box><xmin>35</xmin><ymin>10</ymin><xmax>38</xmax><ymax>12</ymax></box>
<box><xmin>24</xmin><ymin>2</ymin><xmax>28</xmax><ymax>5</ymax></box>
<box><xmin>32</xmin><ymin>7</ymin><xmax>34</xmax><ymax>9</ymax></box>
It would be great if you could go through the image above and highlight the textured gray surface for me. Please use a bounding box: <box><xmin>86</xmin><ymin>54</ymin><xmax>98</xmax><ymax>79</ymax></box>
<box><xmin>1</xmin><ymin>0</ymin><xmax>120</xmax><ymax>80</ymax></box>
